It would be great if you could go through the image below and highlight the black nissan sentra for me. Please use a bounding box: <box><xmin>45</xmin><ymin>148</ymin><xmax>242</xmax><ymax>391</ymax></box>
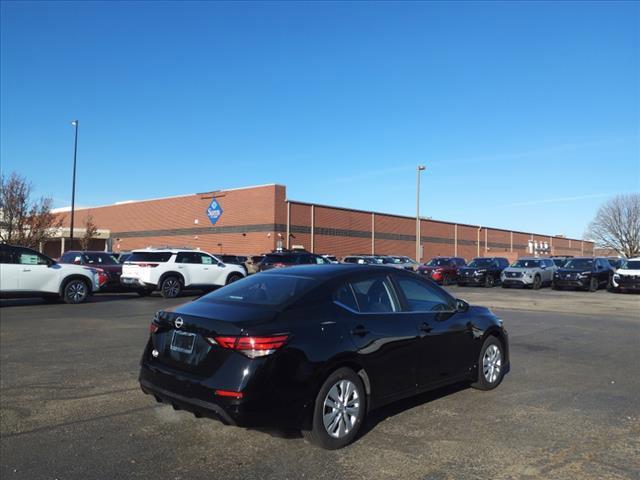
<box><xmin>140</xmin><ymin>264</ymin><xmax>509</xmax><ymax>449</ymax></box>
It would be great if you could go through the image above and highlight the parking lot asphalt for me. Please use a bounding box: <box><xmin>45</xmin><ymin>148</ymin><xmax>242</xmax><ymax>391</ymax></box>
<box><xmin>1</xmin><ymin>288</ymin><xmax>639</xmax><ymax>480</ymax></box>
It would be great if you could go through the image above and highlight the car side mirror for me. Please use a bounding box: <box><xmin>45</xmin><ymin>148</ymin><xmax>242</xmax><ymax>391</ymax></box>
<box><xmin>456</xmin><ymin>298</ymin><xmax>469</xmax><ymax>312</ymax></box>
<box><xmin>540</xmin><ymin>264</ymin><xmax>546</xmax><ymax>269</ymax></box>
<box><xmin>217</xmin><ymin>261</ymin><xmax>225</xmax><ymax>267</ymax></box>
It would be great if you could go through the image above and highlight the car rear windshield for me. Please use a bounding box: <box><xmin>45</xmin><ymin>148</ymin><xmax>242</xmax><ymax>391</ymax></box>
<box><xmin>564</xmin><ymin>259</ymin><xmax>594</xmax><ymax>269</ymax></box>
<box><xmin>127</xmin><ymin>252</ymin><xmax>173</xmax><ymax>263</ymax></box>
<box><xmin>262</xmin><ymin>254</ymin><xmax>298</xmax><ymax>265</ymax></box>
<box><xmin>201</xmin><ymin>274</ymin><xmax>318</xmax><ymax>306</ymax></box>
<box><xmin>511</xmin><ymin>259</ymin><xmax>540</xmax><ymax>268</ymax></box>
<box><xmin>622</xmin><ymin>260</ymin><xmax>640</xmax><ymax>270</ymax></box>
<box><xmin>426</xmin><ymin>258</ymin><xmax>452</xmax><ymax>267</ymax></box>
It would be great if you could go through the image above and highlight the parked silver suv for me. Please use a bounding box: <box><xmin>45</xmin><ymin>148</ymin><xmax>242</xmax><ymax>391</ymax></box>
<box><xmin>501</xmin><ymin>257</ymin><xmax>557</xmax><ymax>289</ymax></box>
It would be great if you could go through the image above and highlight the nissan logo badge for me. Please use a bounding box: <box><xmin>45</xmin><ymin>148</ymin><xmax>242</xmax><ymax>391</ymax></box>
<box><xmin>174</xmin><ymin>317</ymin><xmax>184</xmax><ymax>329</ymax></box>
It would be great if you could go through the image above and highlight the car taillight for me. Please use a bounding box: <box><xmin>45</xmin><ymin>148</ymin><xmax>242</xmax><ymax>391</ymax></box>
<box><xmin>208</xmin><ymin>335</ymin><xmax>289</xmax><ymax>358</ymax></box>
<box><xmin>149</xmin><ymin>323</ymin><xmax>159</xmax><ymax>334</ymax></box>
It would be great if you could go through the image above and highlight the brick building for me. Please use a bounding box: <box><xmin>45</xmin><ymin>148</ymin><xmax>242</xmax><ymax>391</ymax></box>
<box><xmin>49</xmin><ymin>183</ymin><xmax>594</xmax><ymax>261</ymax></box>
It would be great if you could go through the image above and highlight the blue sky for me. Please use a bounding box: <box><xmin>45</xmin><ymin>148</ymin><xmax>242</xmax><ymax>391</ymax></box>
<box><xmin>1</xmin><ymin>1</ymin><xmax>638</xmax><ymax>239</ymax></box>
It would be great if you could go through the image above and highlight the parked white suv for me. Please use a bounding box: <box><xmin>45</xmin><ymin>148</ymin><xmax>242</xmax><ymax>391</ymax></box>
<box><xmin>0</xmin><ymin>244</ymin><xmax>101</xmax><ymax>304</ymax></box>
<box><xmin>121</xmin><ymin>248</ymin><xmax>246</xmax><ymax>298</ymax></box>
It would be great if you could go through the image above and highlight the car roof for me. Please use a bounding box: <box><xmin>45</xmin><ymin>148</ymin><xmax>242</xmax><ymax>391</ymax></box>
<box><xmin>64</xmin><ymin>250</ymin><xmax>115</xmax><ymax>254</ymax></box>
<box><xmin>131</xmin><ymin>248</ymin><xmax>204</xmax><ymax>253</ymax></box>
<box><xmin>260</xmin><ymin>263</ymin><xmax>399</xmax><ymax>278</ymax></box>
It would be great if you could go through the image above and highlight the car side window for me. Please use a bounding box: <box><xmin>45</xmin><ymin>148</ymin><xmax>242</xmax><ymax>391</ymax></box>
<box><xmin>350</xmin><ymin>276</ymin><xmax>398</xmax><ymax>313</ymax></box>
<box><xmin>197</xmin><ymin>253</ymin><xmax>214</xmax><ymax>264</ymax></box>
<box><xmin>395</xmin><ymin>276</ymin><xmax>454</xmax><ymax>312</ymax></box>
<box><xmin>333</xmin><ymin>283</ymin><xmax>358</xmax><ymax>311</ymax></box>
<box><xmin>16</xmin><ymin>248</ymin><xmax>49</xmax><ymax>265</ymax></box>
<box><xmin>0</xmin><ymin>245</ymin><xmax>16</xmax><ymax>264</ymax></box>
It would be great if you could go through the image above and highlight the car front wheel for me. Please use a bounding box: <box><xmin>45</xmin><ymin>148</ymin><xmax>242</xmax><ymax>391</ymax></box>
<box><xmin>588</xmin><ymin>277</ymin><xmax>598</xmax><ymax>292</ymax></box>
<box><xmin>303</xmin><ymin>367</ymin><xmax>365</xmax><ymax>450</ymax></box>
<box><xmin>484</xmin><ymin>275</ymin><xmax>495</xmax><ymax>288</ymax></box>
<box><xmin>63</xmin><ymin>279</ymin><xmax>90</xmax><ymax>304</ymax></box>
<box><xmin>472</xmin><ymin>336</ymin><xmax>505</xmax><ymax>390</ymax></box>
<box><xmin>226</xmin><ymin>272</ymin><xmax>244</xmax><ymax>285</ymax></box>
<box><xmin>532</xmin><ymin>275</ymin><xmax>542</xmax><ymax>290</ymax></box>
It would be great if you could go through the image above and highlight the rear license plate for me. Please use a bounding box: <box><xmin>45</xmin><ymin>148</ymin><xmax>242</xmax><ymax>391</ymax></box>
<box><xmin>122</xmin><ymin>277</ymin><xmax>135</xmax><ymax>284</ymax></box>
<box><xmin>170</xmin><ymin>331</ymin><xmax>196</xmax><ymax>354</ymax></box>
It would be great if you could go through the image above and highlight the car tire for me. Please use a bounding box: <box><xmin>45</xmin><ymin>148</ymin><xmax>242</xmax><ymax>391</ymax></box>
<box><xmin>302</xmin><ymin>367</ymin><xmax>366</xmax><ymax>450</ymax></box>
<box><xmin>471</xmin><ymin>336</ymin><xmax>505</xmax><ymax>391</ymax></box>
<box><xmin>532</xmin><ymin>275</ymin><xmax>541</xmax><ymax>290</ymax></box>
<box><xmin>588</xmin><ymin>277</ymin><xmax>598</xmax><ymax>292</ymax></box>
<box><xmin>160</xmin><ymin>276</ymin><xmax>182</xmax><ymax>298</ymax></box>
<box><xmin>62</xmin><ymin>278</ymin><xmax>90</xmax><ymax>304</ymax></box>
<box><xmin>226</xmin><ymin>272</ymin><xmax>244</xmax><ymax>285</ymax></box>
<box><xmin>484</xmin><ymin>275</ymin><xmax>495</xmax><ymax>288</ymax></box>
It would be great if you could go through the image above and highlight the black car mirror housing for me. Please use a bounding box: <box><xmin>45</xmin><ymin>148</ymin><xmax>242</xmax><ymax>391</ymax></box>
<box><xmin>456</xmin><ymin>298</ymin><xmax>469</xmax><ymax>312</ymax></box>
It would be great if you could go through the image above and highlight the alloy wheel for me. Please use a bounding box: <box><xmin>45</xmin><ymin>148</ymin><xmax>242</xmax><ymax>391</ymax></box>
<box><xmin>162</xmin><ymin>278</ymin><xmax>180</xmax><ymax>297</ymax></box>
<box><xmin>66</xmin><ymin>280</ymin><xmax>87</xmax><ymax>303</ymax></box>
<box><xmin>322</xmin><ymin>379</ymin><xmax>361</xmax><ymax>439</ymax></box>
<box><xmin>483</xmin><ymin>344</ymin><xmax>502</xmax><ymax>384</ymax></box>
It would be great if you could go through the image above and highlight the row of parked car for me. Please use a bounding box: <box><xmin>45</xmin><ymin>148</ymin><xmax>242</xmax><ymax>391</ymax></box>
<box><xmin>1</xmin><ymin>242</ymin><xmax>638</xmax><ymax>304</ymax></box>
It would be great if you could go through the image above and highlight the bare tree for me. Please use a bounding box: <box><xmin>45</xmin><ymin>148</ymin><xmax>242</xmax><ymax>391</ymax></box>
<box><xmin>0</xmin><ymin>172</ymin><xmax>62</xmax><ymax>249</ymax></box>
<box><xmin>80</xmin><ymin>214</ymin><xmax>98</xmax><ymax>251</ymax></box>
<box><xmin>586</xmin><ymin>194</ymin><xmax>640</xmax><ymax>258</ymax></box>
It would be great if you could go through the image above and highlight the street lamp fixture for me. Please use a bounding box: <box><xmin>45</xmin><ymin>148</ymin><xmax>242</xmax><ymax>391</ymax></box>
<box><xmin>416</xmin><ymin>165</ymin><xmax>426</xmax><ymax>262</ymax></box>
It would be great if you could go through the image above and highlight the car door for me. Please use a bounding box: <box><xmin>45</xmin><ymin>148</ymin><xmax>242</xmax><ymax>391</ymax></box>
<box><xmin>336</xmin><ymin>274</ymin><xmax>420</xmax><ymax>401</ymax></box>
<box><xmin>0</xmin><ymin>245</ymin><xmax>20</xmax><ymax>292</ymax></box>
<box><xmin>15</xmin><ymin>247</ymin><xmax>59</xmax><ymax>293</ymax></box>
<box><xmin>392</xmin><ymin>274</ymin><xmax>474</xmax><ymax>387</ymax></box>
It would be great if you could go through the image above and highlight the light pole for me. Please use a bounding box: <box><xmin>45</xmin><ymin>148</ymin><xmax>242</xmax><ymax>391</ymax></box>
<box><xmin>416</xmin><ymin>165</ymin><xmax>426</xmax><ymax>262</ymax></box>
<box><xmin>69</xmin><ymin>120</ymin><xmax>79</xmax><ymax>250</ymax></box>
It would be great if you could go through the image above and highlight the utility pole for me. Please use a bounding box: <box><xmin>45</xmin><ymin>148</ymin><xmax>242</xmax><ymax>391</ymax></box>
<box><xmin>416</xmin><ymin>165</ymin><xmax>426</xmax><ymax>262</ymax></box>
<box><xmin>69</xmin><ymin>120</ymin><xmax>79</xmax><ymax>250</ymax></box>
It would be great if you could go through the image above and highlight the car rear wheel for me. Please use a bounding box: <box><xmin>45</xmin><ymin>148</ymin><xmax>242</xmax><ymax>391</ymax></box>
<box><xmin>160</xmin><ymin>276</ymin><xmax>182</xmax><ymax>298</ymax></box>
<box><xmin>302</xmin><ymin>367</ymin><xmax>365</xmax><ymax>450</ymax></box>
<box><xmin>226</xmin><ymin>272</ymin><xmax>243</xmax><ymax>285</ymax></box>
<box><xmin>532</xmin><ymin>275</ymin><xmax>542</xmax><ymax>290</ymax></box>
<box><xmin>588</xmin><ymin>277</ymin><xmax>598</xmax><ymax>292</ymax></box>
<box><xmin>63</xmin><ymin>279</ymin><xmax>90</xmax><ymax>304</ymax></box>
<box><xmin>471</xmin><ymin>336</ymin><xmax>505</xmax><ymax>390</ymax></box>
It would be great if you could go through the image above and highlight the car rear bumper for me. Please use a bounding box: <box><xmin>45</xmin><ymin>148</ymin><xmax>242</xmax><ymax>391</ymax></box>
<box><xmin>121</xmin><ymin>277</ymin><xmax>155</xmax><ymax>289</ymax></box>
<box><xmin>139</xmin><ymin>360</ymin><xmax>307</xmax><ymax>429</ymax></box>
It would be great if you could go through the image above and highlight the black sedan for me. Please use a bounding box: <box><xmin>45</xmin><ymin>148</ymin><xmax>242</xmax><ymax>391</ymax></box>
<box><xmin>139</xmin><ymin>264</ymin><xmax>509</xmax><ymax>449</ymax></box>
<box><xmin>552</xmin><ymin>257</ymin><xmax>613</xmax><ymax>292</ymax></box>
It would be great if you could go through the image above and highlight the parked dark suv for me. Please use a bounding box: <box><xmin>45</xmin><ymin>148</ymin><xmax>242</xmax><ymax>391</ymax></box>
<box><xmin>418</xmin><ymin>257</ymin><xmax>466</xmax><ymax>285</ymax></box>
<box><xmin>258</xmin><ymin>251</ymin><xmax>330</xmax><ymax>272</ymax></box>
<box><xmin>552</xmin><ymin>257</ymin><xmax>613</xmax><ymax>292</ymax></box>
<box><xmin>59</xmin><ymin>251</ymin><xmax>124</xmax><ymax>291</ymax></box>
<box><xmin>457</xmin><ymin>257</ymin><xmax>510</xmax><ymax>287</ymax></box>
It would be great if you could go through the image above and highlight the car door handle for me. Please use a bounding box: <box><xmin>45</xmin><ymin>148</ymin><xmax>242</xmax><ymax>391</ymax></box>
<box><xmin>350</xmin><ymin>325</ymin><xmax>369</xmax><ymax>337</ymax></box>
<box><xmin>419</xmin><ymin>322</ymin><xmax>433</xmax><ymax>334</ymax></box>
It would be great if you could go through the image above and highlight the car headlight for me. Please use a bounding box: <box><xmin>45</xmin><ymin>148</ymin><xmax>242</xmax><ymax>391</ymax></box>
<box><xmin>613</xmin><ymin>274</ymin><xmax>620</xmax><ymax>280</ymax></box>
<box><xmin>474</xmin><ymin>269</ymin><xmax>486</xmax><ymax>276</ymax></box>
<box><xmin>578</xmin><ymin>271</ymin><xmax>591</xmax><ymax>278</ymax></box>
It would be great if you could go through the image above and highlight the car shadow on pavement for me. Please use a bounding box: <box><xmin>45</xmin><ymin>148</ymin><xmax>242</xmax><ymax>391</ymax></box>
<box><xmin>249</xmin><ymin>382</ymin><xmax>470</xmax><ymax>443</ymax></box>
